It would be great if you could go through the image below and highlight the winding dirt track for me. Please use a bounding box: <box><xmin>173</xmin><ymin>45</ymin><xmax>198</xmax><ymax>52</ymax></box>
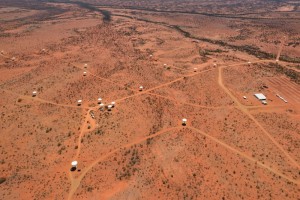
<box><xmin>65</xmin><ymin>58</ymin><xmax>300</xmax><ymax>199</ymax></box>
<box><xmin>67</xmin><ymin>126</ymin><xmax>182</xmax><ymax>200</ymax></box>
<box><xmin>1</xmin><ymin>6</ymin><xmax>299</xmax><ymax>198</ymax></box>
<box><xmin>2</xmin><ymin>48</ymin><xmax>297</xmax><ymax>199</ymax></box>
<box><xmin>2</xmin><ymin>54</ymin><xmax>290</xmax><ymax>198</ymax></box>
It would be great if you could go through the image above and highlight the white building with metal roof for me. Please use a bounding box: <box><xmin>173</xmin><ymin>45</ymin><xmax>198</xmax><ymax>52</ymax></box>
<box><xmin>254</xmin><ymin>93</ymin><xmax>266</xmax><ymax>100</ymax></box>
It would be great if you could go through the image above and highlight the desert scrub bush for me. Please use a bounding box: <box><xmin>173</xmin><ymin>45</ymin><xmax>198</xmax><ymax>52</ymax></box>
<box><xmin>0</xmin><ymin>177</ymin><xmax>6</xmax><ymax>184</ymax></box>
<box><xmin>45</xmin><ymin>127</ymin><xmax>52</xmax><ymax>133</ymax></box>
<box><xmin>116</xmin><ymin>148</ymin><xmax>140</xmax><ymax>180</ymax></box>
<box><xmin>95</xmin><ymin>129</ymin><xmax>104</xmax><ymax>135</ymax></box>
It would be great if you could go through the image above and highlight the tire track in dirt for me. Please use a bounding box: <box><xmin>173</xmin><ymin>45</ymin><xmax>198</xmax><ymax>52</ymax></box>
<box><xmin>67</xmin><ymin>126</ymin><xmax>182</xmax><ymax>200</ymax></box>
<box><xmin>246</xmin><ymin>104</ymin><xmax>292</xmax><ymax>110</ymax></box>
<box><xmin>66</xmin><ymin>59</ymin><xmax>282</xmax><ymax>199</ymax></box>
<box><xmin>73</xmin><ymin>64</ymin><xmax>138</xmax><ymax>94</ymax></box>
<box><xmin>74</xmin><ymin>108</ymin><xmax>97</xmax><ymax>159</ymax></box>
<box><xmin>188</xmin><ymin>126</ymin><xmax>299</xmax><ymax>185</ymax></box>
<box><xmin>1</xmin><ymin>89</ymin><xmax>92</xmax><ymax>109</ymax></box>
<box><xmin>114</xmin><ymin>68</ymin><xmax>214</xmax><ymax>103</ymax></box>
<box><xmin>276</xmin><ymin>36</ymin><xmax>287</xmax><ymax>62</ymax></box>
<box><xmin>0</xmin><ymin>65</ymin><xmax>40</xmax><ymax>88</ymax></box>
<box><xmin>218</xmin><ymin>66</ymin><xmax>300</xmax><ymax>169</ymax></box>
<box><xmin>64</xmin><ymin>18</ymin><xmax>294</xmax><ymax>197</ymax></box>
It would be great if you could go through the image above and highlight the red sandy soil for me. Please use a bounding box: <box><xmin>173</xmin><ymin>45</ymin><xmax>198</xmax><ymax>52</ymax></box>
<box><xmin>0</xmin><ymin>0</ymin><xmax>299</xmax><ymax>200</ymax></box>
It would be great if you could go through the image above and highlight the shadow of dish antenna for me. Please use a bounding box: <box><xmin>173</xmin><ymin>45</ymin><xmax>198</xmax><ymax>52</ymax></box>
<box><xmin>70</xmin><ymin>161</ymin><xmax>78</xmax><ymax>172</ymax></box>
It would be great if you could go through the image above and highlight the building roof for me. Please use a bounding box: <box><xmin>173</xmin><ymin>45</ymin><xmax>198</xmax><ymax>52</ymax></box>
<box><xmin>254</xmin><ymin>93</ymin><xmax>266</xmax><ymax>100</ymax></box>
